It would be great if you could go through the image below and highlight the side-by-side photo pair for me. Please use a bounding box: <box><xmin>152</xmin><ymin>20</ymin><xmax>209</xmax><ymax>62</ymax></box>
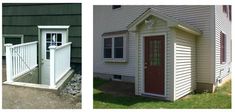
<box><xmin>93</xmin><ymin>5</ymin><xmax>231</xmax><ymax>109</ymax></box>
<box><xmin>1</xmin><ymin>4</ymin><xmax>232</xmax><ymax>110</ymax></box>
<box><xmin>2</xmin><ymin>3</ymin><xmax>81</xmax><ymax>109</ymax></box>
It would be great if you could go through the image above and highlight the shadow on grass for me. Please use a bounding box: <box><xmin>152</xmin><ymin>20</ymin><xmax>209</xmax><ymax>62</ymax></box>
<box><xmin>93</xmin><ymin>78</ymin><xmax>170</xmax><ymax>107</ymax></box>
<box><xmin>93</xmin><ymin>92</ymin><xmax>169</xmax><ymax>107</ymax></box>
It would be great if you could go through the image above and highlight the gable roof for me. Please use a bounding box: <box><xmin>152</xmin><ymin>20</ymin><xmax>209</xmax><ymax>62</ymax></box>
<box><xmin>127</xmin><ymin>8</ymin><xmax>202</xmax><ymax>36</ymax></box>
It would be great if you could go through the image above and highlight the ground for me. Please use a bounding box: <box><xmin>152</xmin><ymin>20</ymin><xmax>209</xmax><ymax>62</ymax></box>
<box><xmin>2</xmin><ymin>60</ymin><xmax>81</xmax><ymax>109</ymax></box>
<box><xmin>3</xmin><ymin>85</ymin><xmax>81</xmax><ymax>109</ymax></box>
<box><xmin>94</xmin><ymin>78</ymin><xmax>231</xmax><ymax>109</ymax></box>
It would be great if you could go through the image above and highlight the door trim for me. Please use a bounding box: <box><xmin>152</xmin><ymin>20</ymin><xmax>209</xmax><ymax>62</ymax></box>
<box><xmin>141</xmin><ymin>32</ymin><xmax>167</xmax><ymax>97</ymax></box>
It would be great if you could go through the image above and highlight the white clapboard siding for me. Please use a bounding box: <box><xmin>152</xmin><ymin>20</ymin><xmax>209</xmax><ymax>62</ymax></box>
<box><xmin>175</xmin><ymin>29</ymin><xmax>196</xmax><ymax>100</ymax></box>
<box><xmin>215</xmin><ymin>6</ymin><xmax>232</xmax><ymax>82</ymax></box>
<box><xmin>94</xmin><ymin>5</ymin><xmax>212</xmax><ymax>83</ymax></box>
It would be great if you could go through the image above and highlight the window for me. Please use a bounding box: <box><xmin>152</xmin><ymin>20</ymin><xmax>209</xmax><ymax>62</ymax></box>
<box><xmin>46</xmin><ymin>33</ymin><xmax>62</xmax><ymax>59</ymax></box>
<box><xmin>223</xmin><ymin>5</ymin><xmax>232</xmax><ymax>20</ymax></box>
<box><xmin>103</xmin><ymin>33</ymin><xmax>127</xmax><ymax>62</ymax></box>
<box><xmin>2</xmin><ymin>34</ymin><xmax>24</xmax><ymax>56</ymax></box>
<box><xmin>223</xmin><ymin>5</ymin><xmax>228</xmax><ymax>15</ymax></box>
<box><xmin>112</xmin><ymin>5</ymin><xmax>121</xmax><ymax>10</ymax></box>
<box><xmin>220</xmin><ymin>32</ymin><xmax>226</xmax><ymax>64</ymax></box>
<box><xmin>113</xmin><ymin>75</ymin><xmax>122</xmax><ymax>80</ymax></box>
<box><xmin>104</xmin><ymin>38</ymin><xmax>112</xmax><ymax>58</ymax></box>
<box><xmin>114</xmin><ymin>37</ymin><xmax>123</xmax><ymax>58</ymax></box>
<box><xmin>229</xmin><ymin>5</ymin><xmax>232</xmax><ymax>21</ymax></box>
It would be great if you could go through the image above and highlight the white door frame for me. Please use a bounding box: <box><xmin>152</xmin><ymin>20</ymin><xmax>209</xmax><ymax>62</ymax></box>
<box><xmin>140</xmin><ymin>32</ymin><xmax>167</xmax><ymax>97</ymax></box>
<box><xmin>38</xmin><ymin>25</ymin><xmax>70</xmax><ymax>84</ymax></box>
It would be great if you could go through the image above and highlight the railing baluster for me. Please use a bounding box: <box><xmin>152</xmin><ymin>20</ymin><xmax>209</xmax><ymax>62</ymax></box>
<box><xmin>16</xmin><ymin>47</ymin><xmax>18</xmax><ymax>76</ymax></box>
<box><xmin>5</xmin><ymin>41</ymin><xmax>38</xmax><ymax>79</ymax></box>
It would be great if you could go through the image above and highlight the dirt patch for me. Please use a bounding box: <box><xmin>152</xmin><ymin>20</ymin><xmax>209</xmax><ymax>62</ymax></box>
<box><xmin>2</xmin><ymin>84</ymin><xmax>81</xmax><ymax>109</ymax></box>
<box><xmin>97</xmin><ymin>80</ymin><xmax>135</xmax><ymax>96</ymax></box>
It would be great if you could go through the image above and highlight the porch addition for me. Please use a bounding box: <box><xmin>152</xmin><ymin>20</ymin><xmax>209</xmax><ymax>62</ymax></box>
<box><xmin>4</xmin><ymin>26</ymin><xmax>73</xmax><ymax>89</ymax></box>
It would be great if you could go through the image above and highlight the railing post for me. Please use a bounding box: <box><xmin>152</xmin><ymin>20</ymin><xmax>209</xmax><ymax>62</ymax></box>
<box><xmin>5</xmin><ymin>44</ymin><xmax>13</xmax><ymax>82</ymax></box>
<box><xmin>49</xmin><ymin>46</ymin><xmax>57</xmax><ymax>88</ymax></box>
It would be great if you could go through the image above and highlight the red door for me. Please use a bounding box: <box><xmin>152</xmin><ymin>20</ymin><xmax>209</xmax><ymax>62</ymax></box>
<box><xmin>144</xmin><ymin>35</ymin><xmax>165</xmax><ymax>95</ymax></box>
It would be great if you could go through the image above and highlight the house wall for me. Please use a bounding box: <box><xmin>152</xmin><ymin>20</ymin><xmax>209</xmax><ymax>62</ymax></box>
<box><xmin>2</xmin><ymin>3</ymin><xmax>81</xmax><ymax>68</ymax></box>
<box><xmin>175</xmin><ymin>29</ymin><xmax>196</xmax><ymax>100</ymax></box>
<box><xmin>93</xmin><ymin>6</ymin><xmax>214</xmax><ymax>85</ymax></box>
<box><xmin>214</xmin><ymin>6</ymin><xmax>232</xmax><ymax>84</ymax></box>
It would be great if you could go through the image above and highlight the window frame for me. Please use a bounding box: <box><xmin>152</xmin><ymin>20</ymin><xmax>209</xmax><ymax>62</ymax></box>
<box><xmin>2</xmin><ymin>34</ymin><xmax>24</xmax><ymax>56</ymax></box>
<box><xmin>220</xmin><ymin>31</ymin><xmax>226</xmax><ymax>64</ymax></box>
<box><xmin>103</xmin><ymin>33</ymin><xmax>127</xmax><ymax>62</ymax></box>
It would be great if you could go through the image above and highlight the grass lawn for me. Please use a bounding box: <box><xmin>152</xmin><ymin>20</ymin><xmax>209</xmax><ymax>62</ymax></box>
<box><xmin>93</xmin><ymin>78</ymin><xmax>231</xmax><ymax>109</ymax></box>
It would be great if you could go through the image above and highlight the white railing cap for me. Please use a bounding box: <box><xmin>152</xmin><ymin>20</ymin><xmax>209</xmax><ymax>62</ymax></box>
<box><xmin>4</xmin><ymin>43</ymin><xmax>13</xmax><ymax>47</ymax></box>
<box><xmin>49</xmin><ymin>46</ymin><xmax>57</xmax><ymax>49</ymax></box>
<box><xmin>11</xmin><ymin>41</ymin><xmax>38</xmax><ymax>48</ymax></box>
<box><xmin>49</xmin><ymin>42</ymin><xmax>72</xmax><ymax>50</ymax></box>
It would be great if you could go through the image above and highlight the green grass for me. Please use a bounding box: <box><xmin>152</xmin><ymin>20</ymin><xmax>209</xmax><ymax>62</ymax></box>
<box><xmin>93</xmin><ymin>78</ymin><xmax>231</xmax><ymax>109</ymax></box>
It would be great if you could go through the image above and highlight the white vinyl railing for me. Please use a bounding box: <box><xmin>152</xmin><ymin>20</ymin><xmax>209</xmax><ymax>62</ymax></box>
<box><xmin>49</xmin><ymin>42</ymin><xmax>72</xmax><ymax>87</ymax></box>
<box><xmin>5</xmin><ymin>41</ymin><xmax>38</xmax><ymax>82</ymax></box>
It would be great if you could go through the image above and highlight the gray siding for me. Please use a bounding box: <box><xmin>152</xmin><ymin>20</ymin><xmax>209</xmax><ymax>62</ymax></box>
<box><xmin>3</xmin><ymin>3</ymin><xmax>81</xmax><ymax>64</ymax></box>
<box><xmin>215</xmin><ymin>6</ymin><xmax>232</xmax><ymax>82</ymax></box>
<box><xmin>175</xmin><ymin>29</ymin><xmax>196</xmax><ymax>99</ymax></box>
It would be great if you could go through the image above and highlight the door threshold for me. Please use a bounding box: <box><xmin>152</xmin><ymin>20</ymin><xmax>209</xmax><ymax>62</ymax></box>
<box><xmin>141</xmin><ymin>93</ymin><xmax>166</xmax><ymax>100</ymax></box>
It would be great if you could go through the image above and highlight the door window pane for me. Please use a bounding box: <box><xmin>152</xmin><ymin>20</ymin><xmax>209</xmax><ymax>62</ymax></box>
<box><xmin>149</xmin><ymin>40</ymin><xmax>161</xmax><ymax>66</ymax></box>
<box><xmin>46</xmin><ymin>33</ymin><xmax>63</xmax><ymax>59</ymax></box>
<box><xmin>46</xmin><ymin>51</ymin><xmax>50</xmax><ymax>59</ymax></box>
<box><xmin>46</xmin><ymin>33</ymin><xmax>51</xmax><ymax>41</ymax></box>
<box><xmin>57</xmin><ymin>33</ymin><xmax>62</xmax><ymax>42</ymax></box>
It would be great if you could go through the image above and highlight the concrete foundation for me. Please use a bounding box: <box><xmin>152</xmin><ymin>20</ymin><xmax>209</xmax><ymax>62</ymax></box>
<box><xmin>217</xmin><ymin>74</ymin><xmax>231</xmax><ymax>87</ymax></box>
<box><xmin>196</xmin><ymin>82</ymin><xmax>216</xmax><ymax>93</ymax></box>
<box><xmin>94</xmin><ymin>72</ymin><xmax>135</xmax><ymax>83</ymax></box>
<box><xmin>14</xmin><ymin>67</ymin><xmax>39</xmax><ymax>84</ymax></box>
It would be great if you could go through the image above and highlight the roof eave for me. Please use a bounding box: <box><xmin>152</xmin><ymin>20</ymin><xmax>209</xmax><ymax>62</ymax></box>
<box><xmin>176</xmin><ymin>24</ymin><xmax>201</xmax><ymax>36</ymax></box>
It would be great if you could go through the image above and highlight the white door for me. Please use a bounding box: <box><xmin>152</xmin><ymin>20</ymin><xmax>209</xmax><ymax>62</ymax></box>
<box><xmin>41</xmin><ymin>29</ymin><xmax>67</xmax><ymax>85</ymax></box>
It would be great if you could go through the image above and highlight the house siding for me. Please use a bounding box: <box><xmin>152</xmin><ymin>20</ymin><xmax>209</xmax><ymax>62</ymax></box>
<box><xmin>2</xmin><ymin>3</ymin><xmax>81</xmax><ymax>65</ymax></box>
<box><xmin>175</xmin><ymin>29</ymin><xmax>196</xmax><ymax>99</ymax></box>
<box><xmin>215</xmin><ymin>6</ymin><xmax>232</xmax><ymax>83</ymax></box>
<box><xmin>94</xmin><ymin>5</ymin><xmax>213</xmax><ymax>84</ymax></box>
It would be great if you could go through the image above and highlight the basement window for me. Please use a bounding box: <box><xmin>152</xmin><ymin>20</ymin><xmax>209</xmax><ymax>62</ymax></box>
<box><xmin>113</xmin><ymin>75</ymin><xmax>122</xmax><ymax>81</ymax></box>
